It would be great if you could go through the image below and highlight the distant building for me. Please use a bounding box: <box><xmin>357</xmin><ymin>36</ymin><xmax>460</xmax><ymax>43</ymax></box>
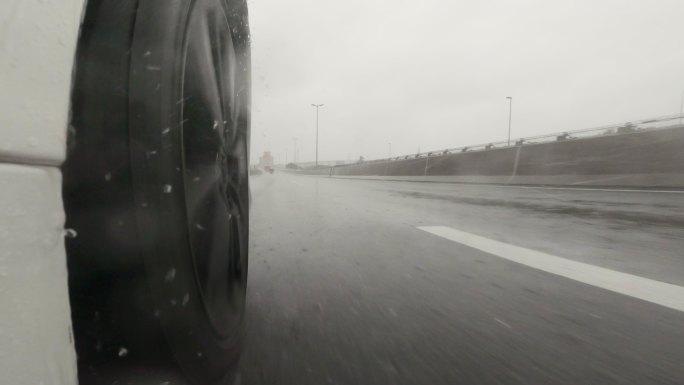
<box><xmin>258</xmin><ymin>151</ymin><xmax>274</xmax><ymax>169</ymax></box>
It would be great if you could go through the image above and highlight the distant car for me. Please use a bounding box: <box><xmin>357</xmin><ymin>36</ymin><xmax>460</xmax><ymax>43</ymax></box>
<box><xmin>265</xmin><ymin>166</ymin><xmax>275</xmax><ymax>174</ymax></box>
<box><xmin>250</xmin><ymin>167</ymin><xmax>264</xmax><ymax>176</ymax></box>
<box><xmin>1</xmin><ymin>0</ymin><xmax>251</xmax><ymax>384</ymax></box>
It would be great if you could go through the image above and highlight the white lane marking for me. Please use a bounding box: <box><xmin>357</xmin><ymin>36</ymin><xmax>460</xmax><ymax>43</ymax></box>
<box><xmin>493</xmin><ymin>318</ymin><xmax>513</xmax><ymax>329</ymax></box>
<box><xmin>417</xmin><ymin>226</ymin><xmax>684</xmax><ymax>313</ymax></box>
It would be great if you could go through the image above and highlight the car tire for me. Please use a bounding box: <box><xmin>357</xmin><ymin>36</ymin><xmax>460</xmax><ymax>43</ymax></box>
<box><xmin>63</xmin><ymin>0</ymin><xmax>250</xmax><ymax>383</ymax></box>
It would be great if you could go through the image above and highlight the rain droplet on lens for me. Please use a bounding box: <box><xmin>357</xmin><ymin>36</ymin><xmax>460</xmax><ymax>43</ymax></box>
<box><xmin>162</xmin><ymin>184</ymin><xmax>173</xmax><ymax>193</ymax></box>
<box><xmin>182</xmin><ymin>293</ymin><xmax>190</xmax><ymax>306</ymax></box>
<box><xmin>118</xmin><ymin>347</ymin><xmax>128</xmax><ymax>357</ymax></box>
<box><xmin>170</xmin><ymin>299</ymin><xmax>177</xmax><ymax>306</ymax></box>
<box><xmin>165</xmin><ymin>268</ymin><xmax>176</xmax><ymax>282</ymax></box>
<box><xmin>195</xmin><ymin>224</ymin><xmax>205</xmax><ymax>231</ymax></box>
<box><xmin>64</xmin><ymin>229</ymin><xmax>78</xmax><ymax>238</ymax></box>
<box><xmin>213</xmin><ymin>120</ymin><xmax>219</xmax><ymax>130</ymax></box>
<box><xmin>104</xmin><ymin>172</ymin><xmax>112</xmax><ymax>181</ymax></box>
<box><xmin>162</xmin><ymin>127</ymin><xmax>170</xmax><ymax>135</ymax></box>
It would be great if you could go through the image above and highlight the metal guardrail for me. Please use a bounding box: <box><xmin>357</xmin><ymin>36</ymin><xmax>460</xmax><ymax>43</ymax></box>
<box><xmin>335</xmin><ymin>114</ymin><xmax>684</xmax><ymax>167</ymax></box>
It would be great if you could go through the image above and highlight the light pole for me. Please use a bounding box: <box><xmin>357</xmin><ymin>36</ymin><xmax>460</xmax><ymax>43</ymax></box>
<box><xmin>506</xmin><ymin>96</ymin><xmax>513</xmax><ymax>146</ymax></box>
<box><xmin>311</xmin><ymin>104</ymin><xmax>324</xmax><ymax>167</ymax></box>
<box><xmin>293</xmin><ymin>137</ymin><xmax>298</xmax><ymax>163</ymax></box>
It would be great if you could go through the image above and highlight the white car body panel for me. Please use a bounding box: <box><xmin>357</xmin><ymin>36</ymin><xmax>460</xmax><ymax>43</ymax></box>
<box><xmin>0</xmin><ymin>0</ymin><xmax>84</xmax><ymax>165</ymax></box>
<box><xmin>0</xmin><ymin>0</ymin><xmax>85</xmax><ymax>384</ymax></box>
<box><xmin>0</xmin><ymin>165</ymin><xmax>77</xmax><ymax>385</ymax></box>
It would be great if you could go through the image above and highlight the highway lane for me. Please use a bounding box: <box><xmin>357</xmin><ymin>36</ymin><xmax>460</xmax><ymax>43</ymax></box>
<box><xmin>238</xmin><ymin>173</ymin><xmax>684</xmax><ymax>385</ymax></box>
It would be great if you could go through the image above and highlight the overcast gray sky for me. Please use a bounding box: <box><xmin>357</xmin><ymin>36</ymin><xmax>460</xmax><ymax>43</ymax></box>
<box><xmin>248</xmin><ymin>0</ymin><xmax>684</xmax><ymax>164</ymax></box>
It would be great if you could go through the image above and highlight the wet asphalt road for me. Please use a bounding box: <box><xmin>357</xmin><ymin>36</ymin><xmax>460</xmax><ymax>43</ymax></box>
<box><xmin>236</xmin><ymin>173</ymin><xmax>684</xmax><ymax>385</ymax></box>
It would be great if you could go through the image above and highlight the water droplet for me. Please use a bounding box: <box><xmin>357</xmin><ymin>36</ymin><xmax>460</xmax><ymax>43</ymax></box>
<box><xmin>162</xmin><ymin>127</ymin><xmax>170</xmax><ymax>135</ymax></box>
<box><xmin>141</xmin><ymin>202</ymin><xmax>148</xmax><ymax>208</ymax></box>
<box><xmin>146</xmin><ymin>65</ymin><xmax>161</xmax><ymax>71</ymax></box>
<box><xmin>195</xmin><ymin>224</ymin><xmax>205</xmax><ymax>231</ymax></box>
<box><xmin>170</xmin><ymin>299</ymin><xmax>177</xmax><ymax>306</ymax></box>
<box><xmin>118</xmin><ymin>347</ymin><xmax>128</xmax><ymax>357</ymax></box>
<box><xmin>95</xmin><ymin>342</ymin><xmax>102</xmax><ymax>352</ymax></box>
<box><xmin>143</xmin><ymin>51</ymin><xmax>151</xmax><ymax>57</ymax></box>
<box><xmin>197</xmin><ymin>352</ymin><xmax>203</xmax><ymax>357</ymax></box>
<box><xmin>154</xmin><ymin>309</ymin><xmax>160</xmax><ymax>318</ymax></box>
<box><xmin>213</xmin><ymin>120</ymin><xmax>219</xmax><ymax>130</ymax></box>
<box><xmin>165</xmin><ymin>268</ymin><xmax>176</xmax><ymax>282</ymax></box>
<box><xmin>162</xmin><ymin>184</ymin><xmax>173</xmax><ymax>193</ymax></box>
<box><xmin>64</xmin><ymin>229</ymin><xmax>78</xmax><ymax>238</ymax></box>
<box><xmin>104</xmin><ymin>172</ymin><xmax>112</xmax><ymax>181</ymax></box>
<box><xmin>193</xmin><ymin>177</ymin><xmax>200</xmax><ymax>182</ymax></box>
<box><xmin>182</xmin><ymin>293</ymin><xmax>190</xmax><ymax>306</ymax></box>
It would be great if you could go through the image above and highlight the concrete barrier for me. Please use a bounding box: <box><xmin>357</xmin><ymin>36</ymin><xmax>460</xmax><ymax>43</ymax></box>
<box><xmin>323</xmin><ymin>125</ymin><xmax>684</xmax><ymax>188</ymax></box>
<box><xmin>426</xmin><ymin>147</ymin><xmax>519</xmax><ymax>176</ymax></box>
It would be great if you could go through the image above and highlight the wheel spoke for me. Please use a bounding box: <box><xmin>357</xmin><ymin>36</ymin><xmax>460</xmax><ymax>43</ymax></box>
<box><xmin>185</xmin><ymin>9</ymin><xmax>224</xmax><ymax>138</ymax></box>
<box><xmin>213</xmin><ymin>7</ymin><xmax>238</xmax><ymax>143</ymax></box>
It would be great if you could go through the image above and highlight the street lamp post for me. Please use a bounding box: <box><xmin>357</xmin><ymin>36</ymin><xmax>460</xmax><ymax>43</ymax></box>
<box><xmin>311</xmin><ymin>104</ymin><xmax>324</xmax><ymax>167</ymax></box>
<box><xmin>506</xmin><ymin>96</ymin><xmax>513</xmax><ymax>146</ymax></box>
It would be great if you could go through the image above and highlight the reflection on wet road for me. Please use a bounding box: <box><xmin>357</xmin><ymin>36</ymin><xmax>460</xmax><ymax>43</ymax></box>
<box><xmin>239</xmin><ymin>173</ymin><xmax>684</xmax><ymax>385</ymax></box>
